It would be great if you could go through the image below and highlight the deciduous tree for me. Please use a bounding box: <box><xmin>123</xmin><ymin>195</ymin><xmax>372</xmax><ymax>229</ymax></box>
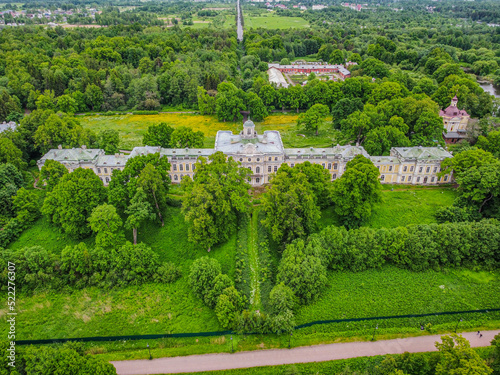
<box><xmin>42</xmin><ymin>168</ymin><xmax>107</xmax><ymax>238</ymax></box>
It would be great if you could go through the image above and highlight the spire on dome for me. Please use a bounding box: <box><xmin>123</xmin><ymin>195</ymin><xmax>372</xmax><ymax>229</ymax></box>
<box><xmin>451</xmin><ymin>95</ymin><xmax>458</xmax><ymax>107</ymax></box>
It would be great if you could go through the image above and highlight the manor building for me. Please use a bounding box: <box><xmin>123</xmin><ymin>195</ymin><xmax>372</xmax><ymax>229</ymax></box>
<box><xmin>440</xmin><ymin>95</ymin><xmax>470</xmax><ymax>144</ymax></box>
<box><xmin>37</xmin><ymin>120</ymin><xmax>453</xmax><ymax>186</ymax></box>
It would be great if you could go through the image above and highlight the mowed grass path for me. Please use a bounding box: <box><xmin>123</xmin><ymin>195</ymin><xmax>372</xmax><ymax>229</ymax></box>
<box><xmin>79</xmin><ymin>112</ymin><xmax>338</xmax><ymax>151</ymax></box>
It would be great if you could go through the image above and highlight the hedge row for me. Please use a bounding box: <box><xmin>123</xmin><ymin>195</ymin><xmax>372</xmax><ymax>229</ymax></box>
<box><xmin>312</xmin><ymin>219</ymin><xmax>500</xmax><ymax>272</ymax></box>
<box><xmin>0</xmin><ymin>242</ymin><xmax>181</xmax><ymax>292</ymax></box>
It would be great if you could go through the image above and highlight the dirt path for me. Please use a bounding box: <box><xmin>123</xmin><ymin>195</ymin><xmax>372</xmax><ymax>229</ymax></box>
<box><xmin>111</xmin><ymin>330</ymin><xmax>499</xmax><ymax>374</ymax></box>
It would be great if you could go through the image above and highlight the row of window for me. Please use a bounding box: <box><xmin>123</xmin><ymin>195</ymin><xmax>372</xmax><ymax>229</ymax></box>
<box><xmin>377</xmin><ymin>165</ymin><xmax>441</xmax><ymax>174</ymax></box>
<box><xmin>172</xmin><ymin>164</ymin><xmax>194</xmax><ymax>172</ymax></box>
<box><xmin>379</xmin><ymin>175</ymin><xmax>449</xmax><ymax>183</ymax></box>
<box><xmin>97</xmin><ymin>167</ymin><xmax>121</xmax><ymax>174</ymax></box>
<box><xmin>238</xmin><ymin>156</ymin><xmax>280</xmax><ymax>162</ymax></box>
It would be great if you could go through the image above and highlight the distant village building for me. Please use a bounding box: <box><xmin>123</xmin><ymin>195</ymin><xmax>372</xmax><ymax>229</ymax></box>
<box><xmin>439</xmin><ymin>95</ymin><xmax>470</xmax><ymax>144</ymax></box>
<box><xmin>267</xmin><ymin>67</ymin><xmax>289</xmax><ymax>88</ymax></box>
<box><xmin>0</xmin><ymin>121</ymin><xmax>17</xmax><ymax>133</ymax></box>
<box><xmin>268</xmin><ymin>62</ymin><xmax>351</xmax><ymax>79</ymax></box>
<box><xmin>38</xmin><ymin>121</ymin><xmax>453</xmax><ymax>187</ymax></box>
<box><xmin>312</xmin><ymin>5</ymin><xmax>327</xmax><ymax>10</ymax></box>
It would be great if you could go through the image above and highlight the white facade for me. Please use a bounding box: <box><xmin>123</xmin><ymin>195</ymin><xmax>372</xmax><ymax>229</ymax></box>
<box><xmin>38</xmin><ymin>121</ymin><xmax>454</xmax><ymax>186</ymax></box>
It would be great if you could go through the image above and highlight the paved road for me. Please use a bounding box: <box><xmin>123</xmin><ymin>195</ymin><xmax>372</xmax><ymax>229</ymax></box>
<box><xmin>111</xmin><ymin>330</ymin><xmax>499</xmax><ymax>375</ymax></box>
<box><xmin>236</xmin><ymin>0</ymin><xmax>243</xmax><ymax>42</ymax></box>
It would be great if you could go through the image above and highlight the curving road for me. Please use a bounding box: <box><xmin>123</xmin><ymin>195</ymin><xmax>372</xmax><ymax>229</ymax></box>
<box><xmin>236</xmin><ymin>0</ymin><xmax>243</xmax><ymax>42</ymax></box>
<box><xmin>111</xmin><ymin>329</ymin><xmax>499</xmax><ymax>375</ymax></box>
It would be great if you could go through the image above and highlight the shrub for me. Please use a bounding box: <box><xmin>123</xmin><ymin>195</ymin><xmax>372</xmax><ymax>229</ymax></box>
<box><xmin>189</xmin><ymin>256</ymin><xmax>222</xmax><ymax>300</ymax></box>
<box><xmin>268</xmin><ymin>283</ymin><xmax>297</xmax><ymax>315</ymax></box>
<box><xmin>435</xmin><ymin>206</ymin><xmax>481</xmax><ymax>223</ymax></box>
<box><xmin>277</xmin><ymin>240</ymin><xmax>327</xmax><ymax>304</ymax></box>
<box><xmin>215</xmin><ymin>286</ymin><xmax>245</xmax><ymax>329</ymax></box>
<box><xmin>205</xmin><ymin>273</ymin><xmax>233</xmax><ymax>308</ymax></box>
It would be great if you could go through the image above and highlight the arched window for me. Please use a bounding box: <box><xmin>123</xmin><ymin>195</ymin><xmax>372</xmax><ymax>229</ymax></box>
<box><xmin>248</xmin><ymin>158</ymin><xmax>251</xmax><ymax>162</ymax></box>
<box><xmin>174</xmin><ymin>175</ymin><xmax>178</xmax><ymax>181</ymax></box>
<box><xmin>332</xmin><ymin>174</ymin><xmax>337</xmax><ymax>180</ymax></box>
<box><xmin>257</xmin><ymin>158</ymin><xmax>260</xmax><ymax>162</ymax></box>
<box><xmin>256</xmin><ymin>166</ymin><xmax>260</xmax><ymax>173</ymax></box>
<box><xmin>256</xmin><ymin>178</ymin><xmax>260</xmax><ymax>183</ymax></box>
<box><xmin>380</xmin><ymin>175</ymin><xmax>385</xmax><ymax>181</ymax></box>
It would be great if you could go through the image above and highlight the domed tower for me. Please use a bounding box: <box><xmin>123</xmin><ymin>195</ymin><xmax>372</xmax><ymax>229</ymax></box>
<box><xmin>241</xmin><ymin>119</ymin><xmax>257</xmax><ymax>139</ymax></box>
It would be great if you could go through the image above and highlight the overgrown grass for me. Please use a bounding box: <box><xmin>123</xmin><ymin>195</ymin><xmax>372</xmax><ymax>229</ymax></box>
<box><xmin>294</xmin><ymin>267</ymin><xmax>500</xmax><ymax>330</ymax></box>
<box><xmin>79</xmin><ymin>112</ymin><xmax>341</xmax><ymax>151</ymax></box>
<box><xmin>319</xmin><ymin>188</ymin><xmax>457</xmax><ymax>229</ymax></box>
<box><xmin>7</xmin><ymin>216</ymin><xmax>94</xmax><ymax>254</ymax></box>
<box><xmin>79</xmin><ymin>113</ymin><xmax>241</xmax><ymax>150</ymax></box>
<box><xmin>1</xmin><ymin>207</ymin><xmax>235</xmax><ymax>342</ymax></box>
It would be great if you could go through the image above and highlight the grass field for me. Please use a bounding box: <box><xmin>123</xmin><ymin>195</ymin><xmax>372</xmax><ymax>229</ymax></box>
<box><xmin>78</xmin><ymin>113</ymin><xmax>340</xmax><ymax>150</ymax></box>
<box><xmin>319</xmin><ymin>188</ymin><xmax>457</xmax><ymax>229</ymax></box>
<box><xmin>244</xmin><ymin>14</ymin><xmax>309</xmax><ymax>29</ymax></box>
<box><xmin>79</xmin><ymin>113</ymin><xmax>241</xmax><ymax>150</ymax></box>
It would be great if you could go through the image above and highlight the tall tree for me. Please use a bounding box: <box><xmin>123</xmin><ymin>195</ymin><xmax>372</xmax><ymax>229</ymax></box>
<box><xmin>182</xmin><ymin>152</ymin><xmax>250</xmax><ymax>251</ymax></box>
<box><xmin>98</xmin><ymin>129</ymin><xmax>120</xmax><ymax>155</ymax></box>
<box><xmin>170</xmin><ymin>126</ymin><xmax>204</xmax><ymax>148</ymax></box>
<box><xmin>435</xmin><ymin>334</ymin><xmax>492</xmax><ymax>375</ymax></box>
<box><xmin>42</xmin><ymin>168</ymin><xmax>107</xmax><ymax>238</ymax></box>
<box><xmin>331</xmin><ymin>155</ymin><xmax>381</xmax><ymax>229</ymax></box>
<box><xmin>0</xmin><ymin>137</ymin><xmax>26</xmax><ymax>170</ymax></box>
<box><xmin>125</xmin><ymin>187</ymin><xmax>155</xmax><ymax>245</ymax></box>
<box><xmin>297</xmin><ymin>103</ymin><xmax>329</xmax><ymax>136</ymax></box>
<box><xmin>261</xmin><ymin>169</ymin><xmax>320</xmax><ymax>245</ymax></box>
<box><xmin>142</xmin><ymin>122</ymin><xmax>174</xmax><ymax>148</ymax></box>
<box><xmin>39</xmin><ymin>160</ymin><xmax>68</xmax><ymax>191</ymax></box>
<box><xmin>137</xmin><ymin>163</ymin><xmax>167</xmax><ymax>226</ymax></box>
<box><xmin>88</xmin><ymin>203</ymin><xmax>125</xmax><ymax>249</ymax></box>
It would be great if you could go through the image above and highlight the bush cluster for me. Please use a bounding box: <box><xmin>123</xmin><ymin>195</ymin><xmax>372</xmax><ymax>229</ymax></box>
<box><xmin>274</xmin><ymin>219</ymin><xmax>500</xmax><ymax>309</ymax></box>
<box><xmin>314</xmin><ymin>219</ymin><xmax>500</xmax><ymax>272</ymax></box>
<box><xmin>0</xmin><ymin>242</ymin><xmax>181</xmax><ymax>292</ymax></box>
<box><xmin>189</xmin><ymin>257</ymin><xmax>245</xmax><ymax>329</ymax></box>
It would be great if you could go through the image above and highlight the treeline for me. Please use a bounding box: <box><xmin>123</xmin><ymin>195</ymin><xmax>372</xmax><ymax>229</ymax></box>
<box><xmin>0</xmin><ymin>242</ymin><xmax>180</xmax><ymax>292</ymax></box>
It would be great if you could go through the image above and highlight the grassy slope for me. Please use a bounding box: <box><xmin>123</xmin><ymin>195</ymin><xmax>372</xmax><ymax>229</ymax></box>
<box><xmin>294</xmin><ymin>267</ymin><xmax>500</xmax><ymax>328</ymax></box>
<box><xmin>2</xmin><ymin>208</ymin><xmax>235</xmax><ymax>341</ymax></box>
<box><xmin>319</xmin><ymin>188</ymin><xmax>458</xmax><ymax>229</ymax></box>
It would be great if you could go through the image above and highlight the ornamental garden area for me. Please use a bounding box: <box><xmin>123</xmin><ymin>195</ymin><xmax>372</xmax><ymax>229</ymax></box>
<box><xmin>1</xmin><ymin>0</ymin><xmax>500</xmax><ymax>373</ymax></box>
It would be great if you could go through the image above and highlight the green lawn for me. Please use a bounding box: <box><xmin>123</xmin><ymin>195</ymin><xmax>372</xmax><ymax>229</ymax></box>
<box><xmin>319</xmin><ymin>188</ymin><xmax>457</xmax><ymax>229</ymax></box>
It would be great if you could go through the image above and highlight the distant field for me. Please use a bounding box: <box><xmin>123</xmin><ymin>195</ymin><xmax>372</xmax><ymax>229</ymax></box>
<box><xmin>79</xmin><ymin>113</ymin><xmax>241</xmax><ymax>150</ymax></box>
<box><xmin>319</xmin><ymin>188</ymin><xmax>457</xmax><ymax>229</ymax></box>
<box><xmin>79</xmin><ymin>113</ymin><xmax>339</xmax><ymax>150</ymax></box>
<box><xmin>244</xmin><ymin>14</ymin><xmax>309</xmax><ymax>29</ymax></box>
